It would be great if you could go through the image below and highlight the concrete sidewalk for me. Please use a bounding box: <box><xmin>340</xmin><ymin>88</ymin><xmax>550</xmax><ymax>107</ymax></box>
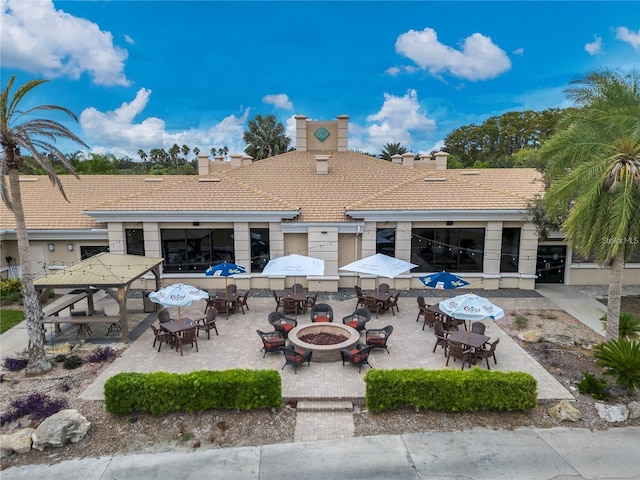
<box><xmin>3</xmin><ymin>427</ymin><xmax>639</xmax><ymax>480</ymax></box>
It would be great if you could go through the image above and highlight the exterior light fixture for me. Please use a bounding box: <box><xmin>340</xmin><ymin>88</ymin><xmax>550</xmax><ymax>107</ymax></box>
<box><xmin>67</xmin><ymin>243</ymin><xmax>74</xmax><ymax>251</ymax></box>
<box><xmin>48</xmin><ymin>243</ymin><xmax>55</xmax><ymax>251</ymax></box>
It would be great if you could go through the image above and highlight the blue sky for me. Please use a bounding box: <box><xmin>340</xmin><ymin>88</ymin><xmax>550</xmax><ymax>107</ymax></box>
<box><xmin>2</xmin><ymin>1</ymin><xmax>639</xmax><ymax>159</ymax></box>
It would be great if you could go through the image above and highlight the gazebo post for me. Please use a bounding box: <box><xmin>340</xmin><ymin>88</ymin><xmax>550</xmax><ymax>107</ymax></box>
<box><xmin>118</xmin><ymin>287</ymin><xmax>128</xmax><ymax>343</ymax></box>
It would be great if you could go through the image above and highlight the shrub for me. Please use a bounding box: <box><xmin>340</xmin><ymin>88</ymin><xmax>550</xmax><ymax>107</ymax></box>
<box><xmin>514</xmin><ymin>315</ymin><xmax>529</xmax><ymax>329</ymax></box>
<box><xmin>2</xmin><ymin>356</ymin><xmax>29</xmax><ymax>372</ymax></box>
<box><xmin>86</xmin><ymin>346</ymin><xmax>117</xmax><ymax>363</ymax></box>
<box><xmin>594</xmin><ymin>338</ymin><xmax>640</xmax><ymax>394</ymax></box>
<box><xmin>599</xmin><ymin>313</ymin><xmax>640</xmax><ymax>340</ymax></box>
<box><xmin>0</xmin><ymin>278</ymin><xmax>22</xmax><ymax>304</ymax></box>
<box><xmin>0</xmin><ymin>393</ymin><xmax>68</xmax><ymax>426</ymax></box>
<box><xmin>63</xmin><ymin>354</ymin><xmax>83</xmax><ymax>370</ymax></box>
<box><xmin>576</xmin><ymin>372</ymin><xmax>609</xmax><ymax>400</ymax></box>
<box><xmin>55</xmin><ymin>354</ymin><xmax>67</xmax><ymax>363</ymax></box>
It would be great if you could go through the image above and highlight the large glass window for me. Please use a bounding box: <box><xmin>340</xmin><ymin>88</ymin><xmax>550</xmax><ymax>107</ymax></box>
<box><xmin>411</xmin><ymin>228</ymin><xmax>485</xmax><ymax>272</ymax></box>
<box><xmin>125</xmin><ymin>229</ymin><xmax>145</xmax><ymax>256</ymax></box>
<box><xmin>500</xmin><ymin>228</ymin><xmax>520</xmax><ymax>272</ymax></box>
<box><xmin>251</xmin><ymin>228</ymin><xmax>270</xmax><ymax>272</ymax></box>
<box><xmin>376</xmin><ymin>228</ymin><xmax>395</xmax><ymax>257</ymax></box>
<box><xmin>161</xmin><ymin>228</ymin><xmax>234</xmax><ymax>272</ymax></box>
<box><xmin>80</xmin><ymin>245</ymin><xmax>109</xmax><ymax>260</ymax></box>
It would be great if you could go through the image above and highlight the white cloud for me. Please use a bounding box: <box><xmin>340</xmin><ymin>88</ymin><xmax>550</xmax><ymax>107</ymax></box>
<box><xmin>263</xmin><ymin>93</ymin><xmax>293</xmax><ymax>110</ymax></box>
<box><xmin>124</xmin><ymin>34</ymin><xmax>135</xmax><ymax>45</ymax></box>
<box><xmin>585</xmin><ymin>35</ymin><xmax>603</xmax><ymax>56</ymax></box>
<box><xmin>353</xmin><ymin>89</ymin><xmax>436</xmax><ymax>153</ymax></box>
<box><xmin>616</xmin><ymin>26</ymin><xmax>640</xmax><ymax>50</ymax></box>
<box><xmin>0</xmin><ymin>0</ymin><xmax>130</xmax><ymax>86</ymax></box>
<box><xmin>512</xmin><ymin>48</ymin><xmax>524</xmax><ymax>56</ymax></box>
<box><xmin>394</xmin><ymin>27</ymin><xmax>511</xmax><ymax>81</ymax></box>
<box><xmin>80</xmin><ymin>88</ymin><xmax>250</xmax><ymax>158</ymax></box>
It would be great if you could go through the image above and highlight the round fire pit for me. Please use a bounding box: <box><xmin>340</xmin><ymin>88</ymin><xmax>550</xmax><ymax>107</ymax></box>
<box><xmin>288</xmin><ymin>323</ymin><xmax>360</xmax><ymax>362</ymax></box>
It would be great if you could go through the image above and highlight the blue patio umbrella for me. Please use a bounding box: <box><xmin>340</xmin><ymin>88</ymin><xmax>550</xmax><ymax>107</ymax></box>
<box><xmin>419</xmin><ymin>271</ymin><xmax>469</xmax><ymax>300</ymax></box>
<box><xmin>205</xmin><ymin>262</ymin><xmax>247</xmax><ymax>295</ymax></box>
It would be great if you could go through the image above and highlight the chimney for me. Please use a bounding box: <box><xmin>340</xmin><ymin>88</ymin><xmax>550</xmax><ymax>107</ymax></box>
<box><xmin>295</xmin><ymin>115</ymin><xmax>308</xmax><ymax>152</ymax></box>
<box><xmin>337</xmin><ymin>115</ymin><xmax>349</xmax><ymax>152</ymax></box>
<box><xmin>391</xmin><ymin>154</ymin><xmax>402</xmax><ymax>165</ymax></box>
<box><xmin>230</xmin><ymin>153</ymin><xmax>243</xmax><ymax>168</ymax></box>
<box><xmin>434</xmin><ymin>151</ymin><xmax>449</xmax><ymax>170</ymax></box>
<box><xmin>315</xmin><ymin>154</ymin><xmax>330</xmax><ymax>174</ymax></box>
<box><xmin>402</xmin><ymin>152</ymin><xmax>415</xmax><ymax>168</ymax></box>
<box><xmin>242</xmin><ymin>155</ymin><xmax>253</xmax><ymax>166</ymax></box>
<box><xmin>197</xmin><ymin>153</ymin><xmax>210</xmax><ymax>175</ymax></box>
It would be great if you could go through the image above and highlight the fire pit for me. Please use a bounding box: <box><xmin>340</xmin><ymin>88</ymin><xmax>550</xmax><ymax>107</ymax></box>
<box><xmin>288</xmin><ymin>323</ymin><xmax>360</xmax><ymax>362</ymax></box>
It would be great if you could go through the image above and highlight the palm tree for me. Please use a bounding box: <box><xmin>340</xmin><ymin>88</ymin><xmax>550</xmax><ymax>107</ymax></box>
<box><xmin>540</xmin><ymin>69</ymin><xmax>640</xmax><ymax>340</ymax></box>
<box><xmin>1</xmin><ymin>75</ymin><xmax>88</xmax><ymax>373</ymax></box>
<box><xmin>379</xmin><ymin>142</ymin><xmax>409</xmax><ymax>161</ymax></box>
<box><xmin>138</xmin><ymin>149</ymin><xmax>148</xmax><ymax>172</ymax></box>
<box><xmin>243</xmin><ymin>114</ymin><xmax>291</xmax><ymax>161</ymax></box>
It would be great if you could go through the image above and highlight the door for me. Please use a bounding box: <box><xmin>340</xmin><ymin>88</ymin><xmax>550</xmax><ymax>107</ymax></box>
<box><xmin>536</xmin><ymin>245</ymin><xmax>566</xmax><ymax>283</ymax></box>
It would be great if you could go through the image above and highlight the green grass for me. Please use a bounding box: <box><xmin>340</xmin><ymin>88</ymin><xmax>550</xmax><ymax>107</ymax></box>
<box><xmin>0</xmin><ymin>309</ymin><xmax>25</xmax><ymax>334</ymax></box>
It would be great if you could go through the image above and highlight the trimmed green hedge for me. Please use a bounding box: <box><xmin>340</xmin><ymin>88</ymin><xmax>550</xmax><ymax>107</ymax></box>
<box><xmin>364</xmin><ymin>368</ymin><xmax>537</xmax><ymax>413</ymax></box>
<box><xmin>104</xmin><ymin>369</ymin><xmax>282</xmax><ymax>415</ymax></box>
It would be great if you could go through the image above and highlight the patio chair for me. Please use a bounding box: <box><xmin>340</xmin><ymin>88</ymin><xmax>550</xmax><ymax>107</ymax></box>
<box><xmin>471</xmin><ymin>321</ymin><xmax>486</xmax><ymax>335</ymax></box>
<box><xmin>416</xmin><ymin>296</ymin><xmax>428</xmax><ymax>322</ymax></box>
<box><xmin>233</xmin><ymin>290</ymin><xmax>250</xmax><ymax>314</ymax></box>
<box><xmin>365</xmin><ymin>325</ymin><xmax>393</xmax><ymax>353</ymax></box>
<box><xmin>175</xmin><ymin>326</ymin><xmax>198</xmax><ymax>356</ymax></box>
<box><xmin>304</xmin><ymin>291</ymin><xmax>319</xmax><ymax>312</ymax></box>
<box><xmin>226</xmin><ymin>283</ymin><xmax>238</xmax><ymax>295</ymax></box>
<box><xmin>310</xmin><ymin>303</ymin><xmax>333</xmax><ymax>322</ymax></box>
<box><xmin>364</xmin><ymin>295</ymin><xmax>384</xmax><ymax>318</ymax></box>
<box><xmin>272</xmin><ymin>290</ymin><xmax>284</xmax><ymax>311</ymax></box>
<box><xmin>268</xmin><ymin>311</ymin><xmax>298</xmax><ymax>339</ymax></box>
<box><xmin>158</xmin><ymin>309</ymin><xmax>171</xmax><ymax>323</ymax></box>
<box><xmin>378</xmin><ymin>283</ymin><xmax>390</xmax><ymax>294</ymax></box>
<box><xmin>422</xmin><ymin>305</ymin><xmax>439</xmax><ymax>331</ymax></box>
<box><xmin>256</xmin><ymin>329</ymin><xmax>286</xmax><ymax>358</ymax></box>
<box><xmin>281</xmin><ymin>345</ymin><xmax>312</xmax><ymax>373</ymax></box>
<box><xmin>342</xmin><ymin>308</ymin><xmax>371</xmax><ymax>332</ymax></box>
<box><xmin>385</xmin><ymin>292</ymin><xmax>400</xmax><ymax>316</ymax></box>
<box><xmin>340</xmin><ymin>344</ymin><xmax>373</xmax><ymax>373</ymax></box>
<box><xmin>446</xmin><ymin>340</ymin><xmax>472</xmax><ymax>370</ymax></box>
<box><xmin>291</xmin><ymin>283</ymin><xmax>305</xmax><ymax>293</ymax></box>
<box><xmin>196</xmin><ymin>307</ymin><xmax>219</xmax><ymax>339</ymax></box>
<box><xmin>282</xmin><ymin>296</ymin><xmax>301</xmax><ymax>315</ymax></box>
<box><xmin>150</xmin><ymin>324</ymin><xmax>172</xmax><ymax>352</ymax></box>
<box><xmin>432</xmin><ymin>321</ymin><xmax>450</xmax><ymax>355</ymax></box>
<box><xmin>354</xmin><ymin>286</ymin><xmax>366</xmax><ymax>309</ymax></box>
<box><xmin>474</xmin><ymin>338</ymin><xmax>500</xmax><ymax>370</ymax></box>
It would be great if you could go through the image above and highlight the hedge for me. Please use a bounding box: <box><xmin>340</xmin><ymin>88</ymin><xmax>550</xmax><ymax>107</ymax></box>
<box><xmin>104</xmin><ymin>369</ymin><xmax>282</xmax><ymax>415</ymax></box>
<box><xmin>364</xmin><ymin>368</ymin><xmax>537</xmax><ymax>412</ymax></box>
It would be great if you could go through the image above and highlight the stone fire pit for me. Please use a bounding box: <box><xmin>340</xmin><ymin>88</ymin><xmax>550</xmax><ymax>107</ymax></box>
<box><xmin>288</xmin><ymin>323</ymin><xmax>360</xmax><ymax>362</ymax></box>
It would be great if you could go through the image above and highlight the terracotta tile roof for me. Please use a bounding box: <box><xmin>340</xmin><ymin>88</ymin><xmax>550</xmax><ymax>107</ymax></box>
<box><xmin>0</xmin><ymin>154</ymin><xmax>544</xmax><ymax>231</ymax></box>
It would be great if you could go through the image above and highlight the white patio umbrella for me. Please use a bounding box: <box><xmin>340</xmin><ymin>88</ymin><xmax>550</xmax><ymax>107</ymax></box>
<box><xmin>340</xmin><ymin>253</ymin><xmax>417</xmax><ymax>287</ymax></box>
<box><xmin>438</xmin><ymin>292</ymin><xmax>505</xmax><ymax>333</ymax></box>
<box><xmin>261</xmin><ymin>254</ymin><xmax>325</xmax><ymax>293</ymax></box>
<box><xmin>148</xmin><ymin>283</ymin><xmax>209</xmax><ymax>321</ymax></box>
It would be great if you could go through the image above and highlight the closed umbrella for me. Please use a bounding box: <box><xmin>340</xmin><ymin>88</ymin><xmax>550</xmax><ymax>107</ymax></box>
<box><xmin>340</xmin><ymin>253</ymin><xmax>417</xmax><ymax>287</ymax></box>
<box><xmin>419</xmin><ymin>271</ymin><xmax>469</xmax><ymax>300</ymax></box>
<box><xmin>148</xmin><ymin>283</ymin><xmax>209</xmax><ymax>321</ymax></box>
<box><xmin>261</xmin><ymin>254</ymin><xmax>325</xmax><ymax>293</ymax></box>
<box><xmin>205</xmin><ymin>262</ymin><xmax>246</xmax><ymax>295</ymax></box>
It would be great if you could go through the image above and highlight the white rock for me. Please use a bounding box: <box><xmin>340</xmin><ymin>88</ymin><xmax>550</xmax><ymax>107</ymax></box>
<box><xmin>0</xmin><ymin>428</ymin><xmax>36</xmax><ymax>456</ymax></box>
<box><xmin>594</xmin><ymin>403</ymin><xmax>629</xmax><ymax>423</ymax></box>
<box><xmin>31</xmin><ymin>409</ymin><xmax>91</xmax><ymax>451</ymax></box>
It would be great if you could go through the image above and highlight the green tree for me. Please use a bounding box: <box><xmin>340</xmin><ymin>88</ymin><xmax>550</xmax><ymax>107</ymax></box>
<box><xmin>379</xmin><ymin>142</ymin><xmax>408</xmax><ymax>161</ymax></box>
<box><xmin>0</xmin><ymin>75</ymin><xmax>88</xmax><ymax>374</ymax></box>
<box><xmin>243</xmin><ymin>114</ymin><xmax>291</xmax><ymax>161</ymax></box>
<box><xmin>138</xmin><ymin>149</ymin><xmax>148</xmax><ymax>172</ymax></box>
<box><xmin>76</xmin><ymin>153</ymin><xmax>119</xmax><ymax>174</ymax></box>
<box><xmin>540</xmin><ymin>69</ymin><xmax>640</xmax><ymax>340</ymax></box>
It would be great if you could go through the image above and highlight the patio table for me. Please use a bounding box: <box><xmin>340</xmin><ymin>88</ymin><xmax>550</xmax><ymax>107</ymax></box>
<box><xmin>447</xmin><ymin>330</ymin><xmax>490</xmax><ymax>360</ymax></box>
<box><xmin>160</xmin><ymin>318</ymin><xmax>198</xmax><ymax>335</ymax></box>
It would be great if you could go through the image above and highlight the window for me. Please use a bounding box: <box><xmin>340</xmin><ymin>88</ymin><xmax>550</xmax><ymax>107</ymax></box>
<box><xmin>500</xmin><ymin>228</ymin><xmax>520</xmax><ymax>272</ymax></box>
<box><xmin>125</xmin><ymin>229</ymin><xmax>145</xmax><ymax>256</ymax></box>
<box><xmin>80</xmin><ymin>245</ymin><xmax>109</xmax><ymax>260</ymax></box>
<box><xmin>251</xmin><ymin>228</ymin><xmax>270</xmax><ymax>272</ymax></box>
<box><xmin>411</xmin><ymin>228</ymin><xmax>485</xmax><ymax>272</ymax></box>
<box><xmin>161</xmin><ymin>228</ymin><xmax>234</xmax><ymax>272</ymax></box>
<box><xmin>376</xmin><ymin>228</ymin><xmax>395</xmax><ymax>257</ymax></box>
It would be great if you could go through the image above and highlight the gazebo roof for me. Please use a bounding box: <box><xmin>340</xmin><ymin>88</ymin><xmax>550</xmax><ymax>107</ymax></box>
<box><xmin>34</xmin><ymin>253</ymin><xmax>164</xmax><ymax>289</ymax></box>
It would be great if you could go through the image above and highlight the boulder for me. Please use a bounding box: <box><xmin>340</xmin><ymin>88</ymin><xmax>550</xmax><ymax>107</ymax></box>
<box><xmin>627</xmin><ymin>401</ymin><xmax>640</xmax><ymax>420</ymax></box>
<box><xmin>548</xmin><ymin>400</ymin><xmax>581</xmax><ymax>422</ymax></box>
<box><xmin>595</xmin><ymin>403</ymin><xmax>629</xmax><ymax>423</ymax></box>
<box><xmin>0</xmin><ymin>428</ymin><xmax>36</xmax><ymax>456</ymax></box>
<box><xmin>518</xmin><ymin>330</ymin><xmax>542</xmax><ymax>343</ymax></box>
<box><xmin>31</xmin><ymin>409</ymin><xmax>91</xmax><ymax>451</ymax></box>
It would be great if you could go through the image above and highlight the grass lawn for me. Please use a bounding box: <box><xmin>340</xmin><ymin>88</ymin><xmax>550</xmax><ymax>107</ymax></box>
<box><xmin>0</xmin><ymin>309</ymin><xmax>25</xmax><ymax>334</ymax></box>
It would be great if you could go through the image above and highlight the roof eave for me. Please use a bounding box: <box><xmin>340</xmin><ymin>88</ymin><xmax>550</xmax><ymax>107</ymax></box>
<box><xmin>84</xmin><ymin>210</ymin><xmax>300</xmax><ymax>223</ymax></box>
<box><xmin>345</xmin><ymin>209</ymin><xmax>531</xmax><ymax>222</ymax></box>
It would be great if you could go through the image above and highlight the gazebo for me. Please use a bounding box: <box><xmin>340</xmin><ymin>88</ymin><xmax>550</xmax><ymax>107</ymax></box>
<box><xmin>34</xmin><ymin>253</ymin><xmax>163</xmax><ymax>342</ymax></box>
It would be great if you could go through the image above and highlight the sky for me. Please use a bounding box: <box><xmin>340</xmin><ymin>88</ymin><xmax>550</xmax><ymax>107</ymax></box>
<box><xmin>1</xmin><ymin>1</ymin><xmax>639</xmax><ymax>160</ymax></box>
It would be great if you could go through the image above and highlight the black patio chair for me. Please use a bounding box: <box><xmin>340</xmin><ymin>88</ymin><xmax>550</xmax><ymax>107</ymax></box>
<box><xmin>341</xmin><ymin>344</ymin><xmax>373</xmax><ymax>373</ymax></box>
<box><xmin>281</xmin><ymin>345</ymin><xmax>312</xmax><ymax>373</ymax></box>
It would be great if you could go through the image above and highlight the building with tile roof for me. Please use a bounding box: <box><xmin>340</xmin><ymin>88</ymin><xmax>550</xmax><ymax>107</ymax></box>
<box><xmin>2</xmin><ymin>115</ymin><xmax>638</xmax><ymax>291</ymax></box>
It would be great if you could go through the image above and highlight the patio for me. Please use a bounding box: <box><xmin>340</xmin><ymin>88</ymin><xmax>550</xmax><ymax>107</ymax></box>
<box><xmin>77</xmin><ymin>292</ymin><xmax>573</xmax><ymax>403</ymax></box>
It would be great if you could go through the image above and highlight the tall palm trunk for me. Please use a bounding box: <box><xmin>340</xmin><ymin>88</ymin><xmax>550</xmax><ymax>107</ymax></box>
<box><xmin>605</xmin><ymin>249</ymin><xmax>624</xmax><ymax>341</ymax></box>
<box><xmin>8</xmin><ymin>167</ymin><xmax>52</xmax><ymax>373</ymax></box>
